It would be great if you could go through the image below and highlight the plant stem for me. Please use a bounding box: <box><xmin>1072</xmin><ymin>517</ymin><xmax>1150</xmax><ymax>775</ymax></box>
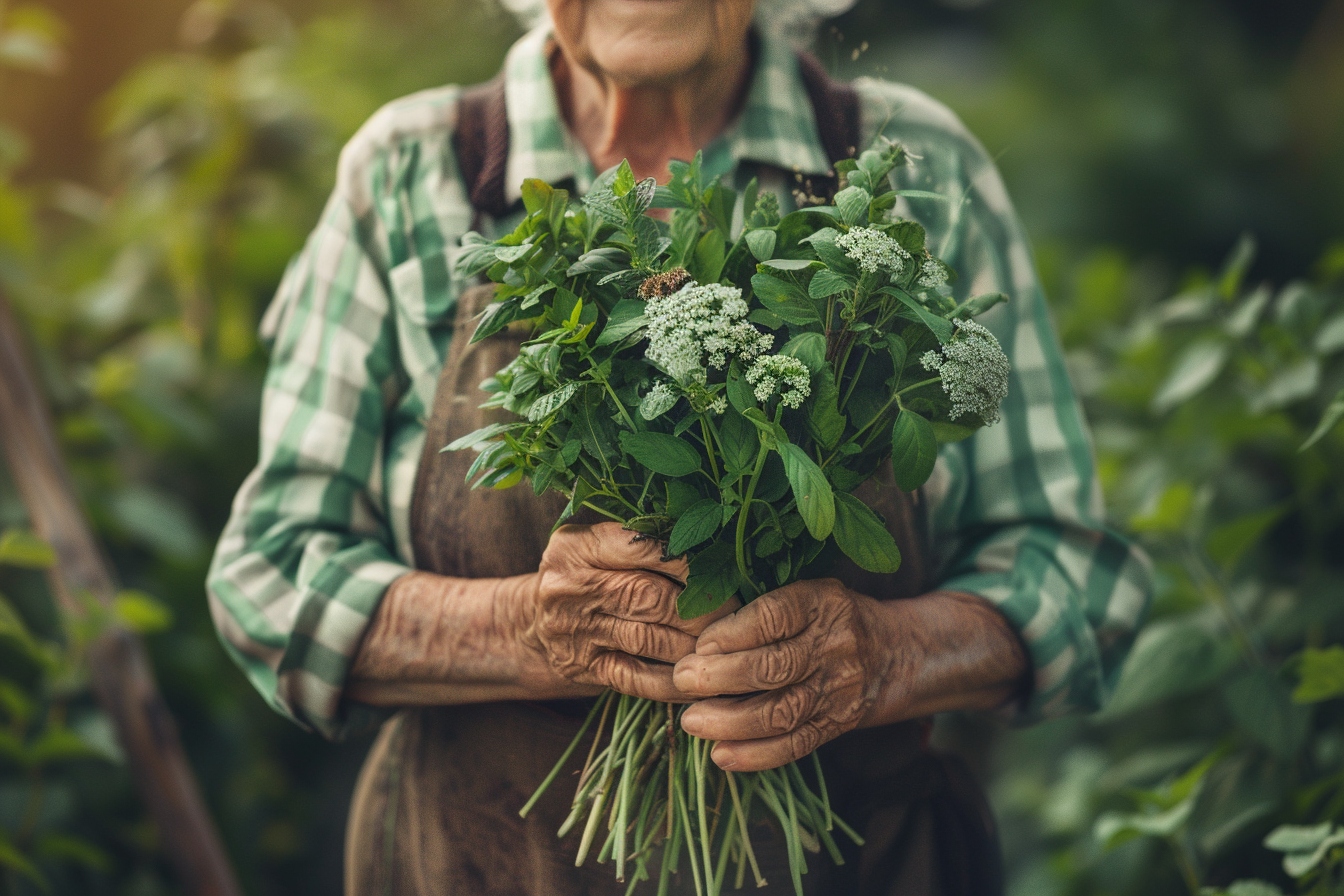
<box><xmin>733</xmin><ymin>443</ymin><xmax>771</xmax><ymax>596</ymax></box>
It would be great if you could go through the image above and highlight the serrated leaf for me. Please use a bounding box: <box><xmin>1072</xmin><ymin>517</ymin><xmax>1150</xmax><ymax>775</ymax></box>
<box><xmin>805</xmin><ymin>371</ymin><xmax>846</xmax><ymax>450</ymax></box>
<box><xmin>879</xmin><ymin>287</ymin><xmax>954</xmax><ymax>343</ymax></box>
<box><xmin>832</xmin><ymin>493</ymin><xmax>901</xmax><ymax>573</ymax></box>
<box><xmin>779</xmin><ymin>443</ymin><xmax>834</xmax><ymax>539</ymax></box>
<box><xmin>891</xmin><ymin>411</ymin><xmax>938</xmax><ymax>491</ymax></box>
<box><xmin>668</xmin><ymin>499</ymin><xmax>724</xmax><ymax>555</ymax></box>
<box><xmin>613</xmin><ymin>160</ymin><xmax>637</xmax><ymax>197</ymax></box>
<box><xmin>618</xmin><ymin>431</ymin><xmax>702</xmax><ymax>477</ymax></box>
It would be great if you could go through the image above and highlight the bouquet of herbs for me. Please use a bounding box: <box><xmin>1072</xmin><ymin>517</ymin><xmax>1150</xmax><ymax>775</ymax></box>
<box><xmin>450</xmin><ymin>140</ymin><xmax>1010</xmax><ymax>895</ymax></box>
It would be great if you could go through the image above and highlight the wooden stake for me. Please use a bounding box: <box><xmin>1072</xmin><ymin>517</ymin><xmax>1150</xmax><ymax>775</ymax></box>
<box><xmin>0</xmin><ymin>292</ymin><xmax>242</xmax><ymax>896</ymax></box>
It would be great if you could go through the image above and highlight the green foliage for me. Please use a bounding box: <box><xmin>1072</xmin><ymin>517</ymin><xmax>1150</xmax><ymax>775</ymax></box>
<box><xmin>454</xmin><ymin>143</ymin><xmax>1009</xmax><ymax>624</ymax></box>
<box><xmin>986</xmin><ymin>239</ymin><xmax>1344</xmax><ymax>896</ymax></box>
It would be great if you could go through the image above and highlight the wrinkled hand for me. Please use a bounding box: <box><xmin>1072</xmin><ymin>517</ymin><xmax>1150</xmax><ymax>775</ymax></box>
<box><xmin>528</xmin><ymin>522</ymin><xmax>730</xmax><ymax>702</ymax></box>
<box><xmin>673</xmin><ymin>579</ymin><xmax>892</xmax><ymax>772</ymax></box>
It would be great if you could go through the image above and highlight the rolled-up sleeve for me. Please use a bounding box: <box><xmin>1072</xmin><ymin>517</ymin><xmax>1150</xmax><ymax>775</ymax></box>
<box><xmin>859</xmin><ymin>79</ymin><xmax>1154</xmax><ymax>720</ymax></box>
<box><xmin>207</xmin><ymin>149</ymin><xmax>410</xmax><ymax>740</ymax></box>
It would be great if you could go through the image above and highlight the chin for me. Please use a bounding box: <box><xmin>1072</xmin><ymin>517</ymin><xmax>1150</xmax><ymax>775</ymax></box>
<box><xmin>550</xmin><ymin>0</ymin><xmax>755</xmax><ymax>85</ymax></box>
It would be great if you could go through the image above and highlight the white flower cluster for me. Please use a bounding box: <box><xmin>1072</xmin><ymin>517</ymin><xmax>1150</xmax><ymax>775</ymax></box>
<box><xmin>920</xmin><ymin>320</ymin><xmax>1011</xmax><ymax>425</ymax></box>
<box><xmin>836</xmin><ymin>226</ymin><xmax>910</xmax><ymax>275</ymax></box>
<box><xmin>644</xmin><ymin>283</ymin><xmax>772</xmax><ymax>384</ymax></box>
<box><xmin>746</xmin><ymin>355</ymin><xmax>813</xmax><ymax>409</ymax></box>
<box><xmin>917</xmin><ymin>258</ymin><xmax>948</xmax><ymax>289</ymax></box>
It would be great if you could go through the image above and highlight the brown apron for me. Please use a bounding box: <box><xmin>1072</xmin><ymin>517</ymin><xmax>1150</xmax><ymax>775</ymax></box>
<box><xmin>343</xmin><ymin>285</ymin><xmax>1003</xmax><ymax>895</ymax></box>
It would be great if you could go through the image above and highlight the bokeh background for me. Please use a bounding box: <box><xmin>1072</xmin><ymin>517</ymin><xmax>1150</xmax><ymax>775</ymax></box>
<box><xmin>1</xmin><ymin>0</ymin><xmax>1343</xmax><ymax>894</ymax></box>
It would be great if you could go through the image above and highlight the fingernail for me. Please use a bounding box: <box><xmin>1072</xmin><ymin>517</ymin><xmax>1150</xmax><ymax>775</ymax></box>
<box><xmin>697</xmin><ymin>640</ymin><xmax>722</xmax><ymax>656</ymax></box>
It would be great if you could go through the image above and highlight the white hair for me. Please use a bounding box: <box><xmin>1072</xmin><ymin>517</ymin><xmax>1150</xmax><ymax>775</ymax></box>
<box><xmin>497</xmin><ymin>0</ymin><xmax>860</xmax><ymax>46</ymax></box>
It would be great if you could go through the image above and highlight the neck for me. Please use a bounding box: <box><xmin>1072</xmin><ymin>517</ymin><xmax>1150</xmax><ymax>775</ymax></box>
<box><xmin>550</xmin><ymin>39</ymin><xmax>754</xmax><ymax>183</ymax></box>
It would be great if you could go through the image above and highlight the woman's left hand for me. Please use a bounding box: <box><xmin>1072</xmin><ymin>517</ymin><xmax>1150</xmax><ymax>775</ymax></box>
<box><xmin>672</xmin><ymin>578</ymin><xmax>896</xmax><ymax>772</ymax></box>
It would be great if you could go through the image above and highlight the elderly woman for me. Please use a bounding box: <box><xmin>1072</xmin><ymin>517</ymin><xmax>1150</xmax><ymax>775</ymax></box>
<box><xmin>208</xmin><ymin>0</ymin><xmax>1151</xmax><ymax>892</ymax></box>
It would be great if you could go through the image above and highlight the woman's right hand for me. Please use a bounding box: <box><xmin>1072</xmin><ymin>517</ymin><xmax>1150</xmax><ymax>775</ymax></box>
<box><xmin>526</xmin><ymin>522</ymin><xmax>728</xmax><ymax>702</ymax></box>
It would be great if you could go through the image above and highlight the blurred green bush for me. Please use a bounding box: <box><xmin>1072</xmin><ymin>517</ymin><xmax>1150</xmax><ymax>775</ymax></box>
<box><xmin>0</xmin><ymin>0</ymin><xmax>1341</xmax><ymax>894</ymax></box>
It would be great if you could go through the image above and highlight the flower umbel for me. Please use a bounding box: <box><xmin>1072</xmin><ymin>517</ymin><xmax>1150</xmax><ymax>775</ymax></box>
<box><xmin>746</xmin><ymin>354</ymin><xmax>813</xmax><ymax>409</ymax></box>
<box><xmin>920</xmin><ymin>320</ymin><xmax>1010</xmax><ymax>425</ymax></box>
<box><xmin>644</xmin><ymin>282</ymin><xmax>773</xmax><ymax>384</ymax></box>
<box><xmin>917</xmin><ymin>257</ymin><xmax>948</xmax><ymax>289</ymax></box>
<box><xmin>836</xmin><ymin>226</ymin><xmax>911</xmax><ymax>275</ymax></box>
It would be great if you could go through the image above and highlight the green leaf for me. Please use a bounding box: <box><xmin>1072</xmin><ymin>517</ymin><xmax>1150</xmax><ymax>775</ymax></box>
<box><xmin>693</xmin><ymin>231</ymin><xmax>726</xmax><ymax>283</ymax></box>
<box><xmin>951</xmin><ymin>292</ymin><xmax>1008</xmax><ymax>320</ymax></box>
<box><xmin>113</xmin><ymin>590</ymin><xmax>173</xmax><ymax>635</ymax></box>
<box><xmin>527</xmin><ymin>382</ymin><xmax>580</xmax><ymax>422</ymax></box>
<box><xmin>1293</xmin><ymin>646</ymin><xmax>1344</xmax><ymax>703</ymax></box>
<box><xmin>1223</xmin><ymin>881</ymin><xmax>1284</xmax><ymax>896</ymax></box>
<box><xmin>471</xmin><ymin>298</ymin><xmax>526</xmax><ymax>343</ymax></box>
<box><xmin>0</xmin><ymin>529</ymin><xmax>54</xmax><ymax>569</ymax></box>
<box><xmin>833</xmin><ymin>186</ymin><xmax>872</xmax><ymax>225</ymax></box>
<box><xmin>1300</xmin><ymin>387</ymin><xmax>1344</xmax><ymax>452</ymax></box>
<box><xmin>745</xmin><ymin>229</ymin><xmax>776</xmax><ymax>262</ymax></box>
<box><xmin>832</xmin><ymin>493</ymin><xmax>902</xmax><ymax>573</ymax></box>
<box><xmin>1151</xmin><ymin>338</ymin><xmax>1229</xmax><ymax>413</ymax></box>
<box><xmin>780</xmin><ymin>332</ymin><xmax>827</xmax><ymax>373</ymax></box>
<box><xmin>808</xmin><ymin>269</ymin><xmax>851</xmax><ymax>300</ymax></box>
<box><xmin>1264</xmin><ymin>823</ymin><xmax>1335</xmax><ymax>854</ymax></box>
<box><xmin>779</xmin><ymin>443</ymin><xmax>835</xmax><ymax>539</ymax></box>
<box><xmin>595</xmin><ymin>299</ymin><xmax>648</xmax><ymax>346</ymax></box>
<box><xmin>613</xmin><ymin>160</ymin><xmax>637</xmax><ymax>197</ymax></box>
<box><xmin>1095</xmin><ymin>799</ymin><xmax>1197</xmax><ymax>849</ymax></box>
<box><xmin>520</xmin><ymin>178</ymin><xmax>553</xmax><ymax>214</ymax></box>
<box><xmin>805</xmin><ymin>371</ymin><xmax>846</xmax><ymax>450</ymax></box>
<box><xmin>894</xmin><ymin>189</ymin><xmax>951</xmax><ymax>203</ymax></box>
<box><xmin>761</xmin><ymin>258</ymin><xmax>822</xmax><ymax>272</ymax></box>
<box><xmin>678</xmin><ymin>541</ymin><xmax>740</xmax><ymax>619</ymax></box>
<box><xmin>751</xmin><ymin>273</ymin><xmax>821</xmax><ymax>326</ymax></box>
<box><xmin>879</xmin><ymin>287</ymin><xmax>955</xmax><ymax>343</ymax></box>
<box><xmin>716</xmin><ymin>409</ymin><xmax>759</xmax><ymax>474</ymax></box>
<box><xmin>0</xmin><ymin>835</ymin><xmax>48</xmax><ymax>890</ymax></box>
<box><xmin>890</xmin><ymin>411</ymin><xmax>938</xmax><ymax>491</ymax></box>
<box><xmin>668</xmin><ymin>499</ymin><xmax>725</xmax><ymax>555</ymax></box>
<box><xmin>618</xmin><ymin>431</ymin><xmax>702</xmax><ymax>477</ymax></box>
<box><xmin>1222</xmin><ymin>668</ymin><xmax>1309</xmax><ymax>759</ymax></box>
<box><xmin>1205</xmin><ymin>505</ymin><xmax>1285</xmax><ymax>572</ymax></box>
<box><xmin>445</xmin><ymin>422</ymin><xmax>525</xmax><ymax>452</ymax></box>
<box><xmin>1101</xmin><ymin>619</ymin><xmax>1239</xmax><ymax>717</ymax></box>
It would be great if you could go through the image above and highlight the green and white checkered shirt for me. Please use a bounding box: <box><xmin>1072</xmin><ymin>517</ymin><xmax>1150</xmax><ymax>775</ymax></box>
<box><xmin>208</xmin><ymin>26</ymin><xmax>1152</xmax><ymax>739</ymax></box>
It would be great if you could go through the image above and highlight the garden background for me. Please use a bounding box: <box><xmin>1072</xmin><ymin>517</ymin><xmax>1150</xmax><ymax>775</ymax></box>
<box><xmin>1</xmin><ymin>0</ymin><xmax>1343</xmax><ymax>893</ymax></box>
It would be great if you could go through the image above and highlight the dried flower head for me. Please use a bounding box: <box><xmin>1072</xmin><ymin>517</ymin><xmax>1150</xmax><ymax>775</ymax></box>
<box><xmin>644</xmin><ymin>282</ymin><xmax>773</xmax><ymax>384</ymax></box>
<box><xmin>920</xmin><ymin>320</ymin><xmax>1010</xmax><ymax>425</ymax></box>
<box><xmin>836</xmin><ymin>226</ymin><xmax>911</xmax><ymax>275</ymax></box>
<box><xmin>638</xmin><ymin>268</ymin><xmax>694</xmax><ymax>300</ymax></box>
<box><xmin>746</xmin><ymin>354</ymin><xmax>813</xmax><ymax>409</ymax></box>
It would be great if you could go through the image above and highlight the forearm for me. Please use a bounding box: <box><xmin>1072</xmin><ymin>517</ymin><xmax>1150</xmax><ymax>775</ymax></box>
<box><xmin>860</xmin><ymin>589</ymin><xmax>1031</xmax><ymax>727</ymax></box>
<box><xmin>346</xmin><ymin>570</ymin><xmax>599</xmax><ymax>706</ymax></box>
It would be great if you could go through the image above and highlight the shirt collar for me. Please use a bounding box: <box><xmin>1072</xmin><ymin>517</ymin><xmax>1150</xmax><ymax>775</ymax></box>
<box><xmin>500</xmin><ymin>25</ymin><xmax>834</xmax><ymax>205</ymax></box>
